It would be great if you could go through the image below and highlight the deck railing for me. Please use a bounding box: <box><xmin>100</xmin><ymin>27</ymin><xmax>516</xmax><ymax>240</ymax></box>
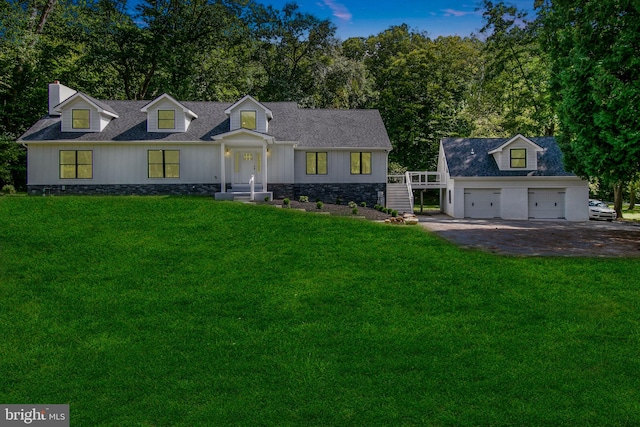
<box><xmin>387</xmin><ymin>172</ymin><xmax>445</xmax><ymax>188</ymax></box>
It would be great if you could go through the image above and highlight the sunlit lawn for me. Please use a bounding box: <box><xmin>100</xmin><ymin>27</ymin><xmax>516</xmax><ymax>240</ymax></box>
<box><xmin>1</xmin><ymin>196</ymin><xmax>639</xmax><ymax>426</ymax></box>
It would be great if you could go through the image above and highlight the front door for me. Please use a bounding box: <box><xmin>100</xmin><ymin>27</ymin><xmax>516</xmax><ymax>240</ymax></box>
<box><xmin>234</xmin><ymin>151</ymin><xmax>261</xmax><ymax>185</ymax></box>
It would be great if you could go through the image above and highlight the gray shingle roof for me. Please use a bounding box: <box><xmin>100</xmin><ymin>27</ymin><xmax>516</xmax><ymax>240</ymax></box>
<box><xmin>19</xmin><ymin>99</ymin><xmax>392</xmax><ymax>150</ymax></box>
<box><xmin>442</xmin><ymin>137</ymin><xmax>575</xmax><ymax>177</ymax></box>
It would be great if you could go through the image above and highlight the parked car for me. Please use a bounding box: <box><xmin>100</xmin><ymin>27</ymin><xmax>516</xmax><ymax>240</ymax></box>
<box><xmin>589</xmin><ymin>199</ymin><xmax>616</xmax><ymax>221</ymax></box>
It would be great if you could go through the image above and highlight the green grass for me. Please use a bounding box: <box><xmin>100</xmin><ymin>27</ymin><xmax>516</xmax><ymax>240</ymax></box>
<box><xmin>1</xmin><ymin>196</ymin><xmax>640</xmax><ymax>426</ymax></box>
<box><xmin>622</xmin><ymin>205</ymin><xmax>640</xmax><ymax>221</ymax></box>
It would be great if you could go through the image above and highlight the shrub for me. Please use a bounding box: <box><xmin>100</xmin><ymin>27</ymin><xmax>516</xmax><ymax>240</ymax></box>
<box><xmin>1</xmin><ymin>184</ymin><xmax>16</xmax><ymax>195</ymax></box>
<box><xmin>264</xmin><ymin>196</ymin><xmax>271</xmax><ymax>202</ymax></box>
<box><xmin>316</xmin><ymin>201</ymin><xmax>324</xmax><ymax>210</ymax></box>
<box><xmin>348</xmin><ymin>201</ymin><xmax>357</xmax><ymax>209</ymax></box>
<box><xmin>391</xmin><ymin>210</ymin><xmax>398</xmax><ymax>217</ymax></box>
<box><xmin>283</xmin><ymin>198</ymin><xmax>290</xmax><ymax>207</ymax></box>
<box><xmin>360</xmin><ymin>202</ymin><xmax>367</xmax><ymax>208</ymax></box>
<box><xmin>352</xmin><ymin>207</ymin><xmax>359</xmax><ymax>215</ymax></box>
<box><xmin>299</xmin><ymin>195</ymin><xmax>309</xmax><ymax>203</ymax></box>
<box><xmin>336</xmin><ymin>196</ymin><xmax>342</xmax><ymax>205</ymax></box>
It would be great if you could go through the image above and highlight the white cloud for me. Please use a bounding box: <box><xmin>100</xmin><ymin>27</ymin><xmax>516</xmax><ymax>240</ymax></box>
<box><xmin>322</xmin><ymin>0</ymin><xmax>353</xmax><ymax>22</ymax></box>
<box><xmin>441</xmin><ymin>8</ymin><xmax>481</xmax><ymax>17</ymax></box>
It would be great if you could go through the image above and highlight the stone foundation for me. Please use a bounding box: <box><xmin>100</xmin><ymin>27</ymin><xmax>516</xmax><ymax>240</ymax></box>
<box><xmin>28</xmin><ymin>182</ymin><xmax>386</xmax><ymax>206</ymax></box>
<box><xmin>28</xmin><ymin>184</ymin><xmax>221</xmax><ymax>196</ymax></box>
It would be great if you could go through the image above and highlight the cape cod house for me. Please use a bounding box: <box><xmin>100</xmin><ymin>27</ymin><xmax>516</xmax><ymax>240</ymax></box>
<box><xmin>18</xmin><ymin>82</ymin><xmax>392</xmax><ymax>205</ymax></box>
<box><xmin>437</xmin><ymin>135</ymin><xmax>589</xmax><ymax>221</ymax></box>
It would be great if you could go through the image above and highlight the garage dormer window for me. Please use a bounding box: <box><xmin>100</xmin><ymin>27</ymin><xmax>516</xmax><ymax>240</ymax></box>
<box><xmin>241</xmin><ymin>111</ymin><xmax>256</xmax><ymax>130</ymax></box>
<box><xmin>510</xmin><ymin>149</ymin><xmax>526</xmax><ymax>168</ymax></box>
<box><xmin>158</xmin><ymin>110</ymin><xmax>175</xmax><ymax>130</ymax></box>
<box><xmin>72</xmin><ymin>109</ymin><xmax>90</xmax><ymax>129</ymax></box>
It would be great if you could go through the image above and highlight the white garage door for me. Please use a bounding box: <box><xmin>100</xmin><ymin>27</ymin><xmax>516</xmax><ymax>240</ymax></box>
<box><xmin>528</xmin><ymin>189</ymin><xmax>565</xmax><ymax>219</ymax></box>
<box><xmin>464</xmin><ymin>189</ymin><xmax>501</xmax><ymax>218</ymax></box>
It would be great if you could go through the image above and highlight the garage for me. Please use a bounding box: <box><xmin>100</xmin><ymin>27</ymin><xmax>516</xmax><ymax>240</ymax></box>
<box><xmin>464</xmin><ymin>189</ymin><xmax>501</xmax><ymax>218</ymax></box>
<box><xmin>528</xmin><ymin>189</ymin><xmax>565</xmax><ymax>219</ymax></box>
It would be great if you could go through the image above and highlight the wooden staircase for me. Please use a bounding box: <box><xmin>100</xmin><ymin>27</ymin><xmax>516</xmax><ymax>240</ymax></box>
<box><xmin>386</xmin><ymin>183</ymin><xmax>413</xmax><ymax>213</ymax></box>
<box><xmin>386</xmin><ymin>171</ymin><xmax>447</xmax><ymax>213</ymax></box>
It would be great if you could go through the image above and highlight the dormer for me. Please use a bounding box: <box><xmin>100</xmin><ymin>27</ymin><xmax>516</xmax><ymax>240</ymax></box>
<box><xmin>55</xmin><ymin>92</ymin><xmax>119</xmax><ymax>132</ymax></box>
<box><xmin>141</xmin><ymin>94</ymin><xmax>198</xmax><ymax>133</ymax></box>
<box><xmin>225</xmin><ymin>95</ymin><xmax>272</xmax><ymax>133</ymax></box>
<box><xmin>488</xmin><ymin>134</ymin><xmax>544</xmax><ymax>171</ymax></box>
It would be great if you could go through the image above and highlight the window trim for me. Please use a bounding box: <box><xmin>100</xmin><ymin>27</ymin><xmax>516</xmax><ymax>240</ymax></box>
<box><xmin>59</xmin><ymin>150</ymin><xmax>93</xmax><ymax>179</ymax></box>
<box><xmin>71</xmin><ymin>109</ymin><xmax>91</xmax><ymax>130</ymax></box>
<box><xmin>148</xmin><ymin>150</ymin><xmax>180</xmax><ymax>178</ymax></box>
<box><xmin>240</xmin><ymin>110</ymin><xmax>257</xmax><ymax>130</ymax></box>
<box><xmin>157</xmin><ymin>110</ymin><xmax>176</xmax><ymax>130</ymax></box>
<box><xmin>510</xmin><ymin>148</ymin><xmax>527</xmax><ymax>168</ymax></box>
<box><xmin>350</xmin><ymin>152</ymin><xmax>372</xmax><ymax>175</ymax></box>
<box><xmin>306</xmin><ymin>152</ymin><xmax>328</xmax><ymax>175</ymax></box>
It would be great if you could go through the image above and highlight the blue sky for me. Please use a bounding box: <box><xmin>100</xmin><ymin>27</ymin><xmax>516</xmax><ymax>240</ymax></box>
<box><xmin>266</xmin><ymin>0</ymin><xmax>535</xmax><ymax>40</ymax></box>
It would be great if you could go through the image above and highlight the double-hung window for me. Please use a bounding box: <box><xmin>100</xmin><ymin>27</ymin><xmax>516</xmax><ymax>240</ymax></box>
<box><xmin>350</xmin><ymin>152</ymin><xmax>371</xmax><ymax>175</ymax></box>
<box><xmin>158</xmin><ymin>110</ymin><xmax>175</xmax><ymax>130</ymax></box>
<box><xmin>306</xmin><ymin>152</ymin><xmax>327</xmax><ymax>175</ymax></box>
<box><xmin>72</xmin><ymin>109</ymin><xmax>90</xmax><ymax>129</ymax></box>
<box><xmin>510</xmin><ymin>148</ymin><xmax>526</xmax><ymax>168</ymax></box>
<box><xmin>148</xmin><ymin>150</ymin><xmax>180</xmax><ymax>178</ymax></box>
<box><xmin>60</xmin><ymin>150</ymin><xmax>93</xmax><ymax>179</ymax></box>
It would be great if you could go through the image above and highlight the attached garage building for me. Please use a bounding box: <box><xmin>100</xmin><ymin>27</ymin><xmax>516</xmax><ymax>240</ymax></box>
<box><xmin>438</xmin><ymin>135</ymin><xmax>589</xmax><ymax>221</ymax></box>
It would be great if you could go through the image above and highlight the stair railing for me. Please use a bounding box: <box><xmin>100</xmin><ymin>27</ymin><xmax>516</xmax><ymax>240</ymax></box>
<box><xmin>405</xmin><ymin>171</ymin><xmax>414</xmax><ymax>212</ymax></box>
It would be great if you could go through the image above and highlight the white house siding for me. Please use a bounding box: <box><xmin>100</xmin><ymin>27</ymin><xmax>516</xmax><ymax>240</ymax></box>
<box><xmin>27</xmin><ymin>143</ymin><xmax>219</xmax><ymax>185</ymax></box>
<box><xmin>294</xmin><ymin>150</ymin><xmax>387</xmax><ymax>184</ymax></box>
<box><xmin>61</xmin><ymin>98</ymin><xmax>101</xmax><ymax>132</ymax></box>
<box><xmin>493</xmin><ymin>140</ymin><xmax>538</xmax><ymax>171</ymax></box>
<box><xmin>443</xmin><ymin>177</ymin><xmax>588</xmax><ymax>221</ymax></box>
<box><xmin>146</xmin><ymin>100</ymin><xmax>187</xmax><ymax>132</ymax></box>
<box><xmin>267</xmin><ymin>144</ymin><xmax>295</xmax><ymax>183</ymax></box>
<box><xmin>229</xmin><ymin>99</ymin><xmax>268</xmax><ymax>133</ymax></box>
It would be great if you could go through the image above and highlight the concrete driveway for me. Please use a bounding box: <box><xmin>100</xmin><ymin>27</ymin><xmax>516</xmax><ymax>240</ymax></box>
<box><xmin>418</xmin><ymin>214</ymin><xmax>640</xmax><ymax>257</ymax></box>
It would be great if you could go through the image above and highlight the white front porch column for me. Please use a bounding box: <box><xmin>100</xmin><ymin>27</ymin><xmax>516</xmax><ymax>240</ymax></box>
<box><xmin>262</xmin><ymin>144</ymin><xmax>268</xmax><ymax>192</ymax></box>
<box><xmin>220</xmin><ymin>143</ymin><xmax>226</xmax><ymax>193</ymax></box>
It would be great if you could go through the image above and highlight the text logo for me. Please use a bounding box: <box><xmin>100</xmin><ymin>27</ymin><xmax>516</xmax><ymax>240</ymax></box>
<box><xmin>1</xmin><ymin>405</ymin><xmax>68</xmax><ymax>427</ymax></box>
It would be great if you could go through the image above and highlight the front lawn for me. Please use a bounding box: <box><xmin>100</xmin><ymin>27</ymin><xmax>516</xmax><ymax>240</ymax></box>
<box><xmin>1</xmin><ymin>197</ymin><xmax>639</xmax><ymax>426</ymax></box>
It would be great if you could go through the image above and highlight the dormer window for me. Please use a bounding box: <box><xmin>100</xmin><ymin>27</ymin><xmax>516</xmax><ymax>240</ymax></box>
<box><xmin>72</xmin><ymin>109</ymin><xmax>90</xmax><ymax>129</ymax></box>
<box><xmin>510</xmin><ymin>149</ymin><xmax>526</xmax><ymax>168</ymax></box>
<box><xmin>158</xmin><ymin>110</ymin><xmax>175</xmax><ymax>130</ymax></box>
<box><xmin>241</xmin><ymin>111</ymin><xmax>256</xmax><ymax>130</ymax></box>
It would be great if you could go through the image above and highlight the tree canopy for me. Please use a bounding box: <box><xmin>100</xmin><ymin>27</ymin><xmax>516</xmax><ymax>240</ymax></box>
<box><xmin>2</xmin><ymin>0</ymin><xmax>637</xmax><ymax>197</ymax></box>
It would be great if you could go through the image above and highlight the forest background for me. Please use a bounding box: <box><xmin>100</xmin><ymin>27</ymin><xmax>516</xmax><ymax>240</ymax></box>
<box><xmin>1</xmin><ymin>0</ymin><xmax>638</xmax><ymax>212</ymax></box>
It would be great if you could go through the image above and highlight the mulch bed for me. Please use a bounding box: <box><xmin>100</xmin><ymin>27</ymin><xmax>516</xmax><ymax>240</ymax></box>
<box><xmin>260</xmin><ymin>199</ymin><xmax>395</xmax><ymax>221</ymax></box>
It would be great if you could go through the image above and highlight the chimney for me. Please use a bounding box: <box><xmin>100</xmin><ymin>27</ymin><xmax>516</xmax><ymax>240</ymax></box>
<box><xmin>48</xmin><ymin>81</ymin><xmax>77</xmax><ymax>116</ymax></box>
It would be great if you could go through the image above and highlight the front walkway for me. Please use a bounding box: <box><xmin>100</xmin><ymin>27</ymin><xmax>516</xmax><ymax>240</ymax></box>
<box><xmin>418</xmin><ymin>214</ymin><xmax>640</xmax><ymax>257</ymax></box>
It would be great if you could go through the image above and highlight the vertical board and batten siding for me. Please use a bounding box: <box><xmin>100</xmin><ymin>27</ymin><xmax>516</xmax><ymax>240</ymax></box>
<box><xmin>294</xmin><ymin>150</ymin><xmax>387</xmax><ymax>184</ymax></box>
<box><xmin>492</xmin><ymin>140</ymin><xmax>539</xmax><ymax>171</ymax></box>
<box><xmin>61</xmin><ymin>98</ymin><xmax>101</xmax><ymax>132</ymax></box>
<box><xmin>146</xmin><ymin>100</ymin><xmax>187</xmax><ymax>132</ymax></box>
<box><xmin>229</xmin><ymin>99</ymin><xmax>268</xmax><ymax>133</ymax></box>
<box><xmin>27</xmin><ymin>144</ymin><xmax>219</xmax><ymax>185</ymax></box>
<box><xmin>267</xmin><ymin>144</ymin><xmax>295</xmax><ymax>183</ymax></box>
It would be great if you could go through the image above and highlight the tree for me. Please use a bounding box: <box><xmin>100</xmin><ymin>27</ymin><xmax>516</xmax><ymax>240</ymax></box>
<box><xmin>250</xmin><ymin>2</ymin><xmax>336</xmax><ymax>102</ymax></box>
<box><xmin>367</xmin><ymin>30</ymin><xmax>479</xmax><ymax>170</ymax></box>
<box><xmin>0</xmin><ymin>134</ymin><xmax>26</xmax><ymax>189</ymax></box>
<box><xmin>539</xmin><ymin>0</ymin><xmax>640</xmax><ymax>217</ymax></box>
<box><xmin>473</xmin><ymin>0</ymin><xmax>555</xmax><ymax>137</ymax></box>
